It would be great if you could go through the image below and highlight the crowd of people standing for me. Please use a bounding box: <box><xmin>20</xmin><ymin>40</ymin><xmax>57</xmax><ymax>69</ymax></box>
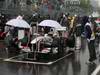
<box><xmin>0</xmin><ymin>13</ymin><xmax>99</xmax><ymax>63</ymax></box>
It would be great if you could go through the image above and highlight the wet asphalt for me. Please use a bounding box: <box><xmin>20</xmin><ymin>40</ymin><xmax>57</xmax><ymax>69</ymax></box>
<box><xmin>0</xmin><ymin>37</ymin><xmax>100</xmax><ymax>75</ymax></box>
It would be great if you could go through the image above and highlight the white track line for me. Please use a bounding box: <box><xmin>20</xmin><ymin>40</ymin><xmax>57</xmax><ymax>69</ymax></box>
<box><xmin>4</xmin><ymin>59</ymin><xmax>52</xmax><ymax>65</ymax></box>
<box><xmin>91</xmin><ymin>65</ymin><xmax>100</xmax><ymax>75</ymax></box>
<box><xmin>6</xmin><ymin>53</ymin><xmax>27</xmax><ymax>60</ymax></box>
<box><xmin>4</xmin><ymin>52</ymin><xmax>73</xmax><ymax>65</ymax></box>
<box><xmin>50</xmin><ymin>52</ymin><xmax>73</xmax><ymax>64</ymax></box>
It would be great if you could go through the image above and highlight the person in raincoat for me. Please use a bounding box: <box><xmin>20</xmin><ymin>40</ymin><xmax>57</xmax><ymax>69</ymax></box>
<box><xmin>84</xmin><ymin>17</ymin><xmax>97</xmax><ymax>64</ymax></box>
<box><xmin>4</xmin><ymin>30</ymin><xmax>13</xmax><ymax>49</ymax></box>
<box><xmin>19</xmin><ymin>31</ymin><xmax>28</xmax><ymax>47</ymax></box>
<box><xmin>75</xmin><ymin>16</ymin><xmax>82</xmax><ymax>50</ymax></box>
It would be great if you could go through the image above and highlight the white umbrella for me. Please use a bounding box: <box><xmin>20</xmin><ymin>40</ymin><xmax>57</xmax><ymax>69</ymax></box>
<box><xmin>6</xmin><ymin>18</ymin><xmax>30</xmax><ymax>28</ymax></box>
<box><xmin>31</xmin><ymin>35</ymin><xmax>53</xmax><ymax>44</ymax></box>
<box><xmin>31</xmin><ymin>36</ymin><xmax>44</xmax><ymax>44</ymax></box>
<box><xmin>38</xmin><ymin>20</ymin><xmax>62</xmax><ymax>29</ymax></box>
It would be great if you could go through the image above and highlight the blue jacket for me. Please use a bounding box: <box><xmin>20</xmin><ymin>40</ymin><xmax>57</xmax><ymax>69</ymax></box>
<box><xmin>84</xmin><ymin>23</ymin><xmax>92</xmax><ymax>39</ymax></box>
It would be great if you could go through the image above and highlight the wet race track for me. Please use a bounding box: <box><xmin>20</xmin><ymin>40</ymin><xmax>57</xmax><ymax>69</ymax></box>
<box><xmin>0</xmin><ymin>37</ymin><xmax>100</xmax><ymax>75</ymax></box>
